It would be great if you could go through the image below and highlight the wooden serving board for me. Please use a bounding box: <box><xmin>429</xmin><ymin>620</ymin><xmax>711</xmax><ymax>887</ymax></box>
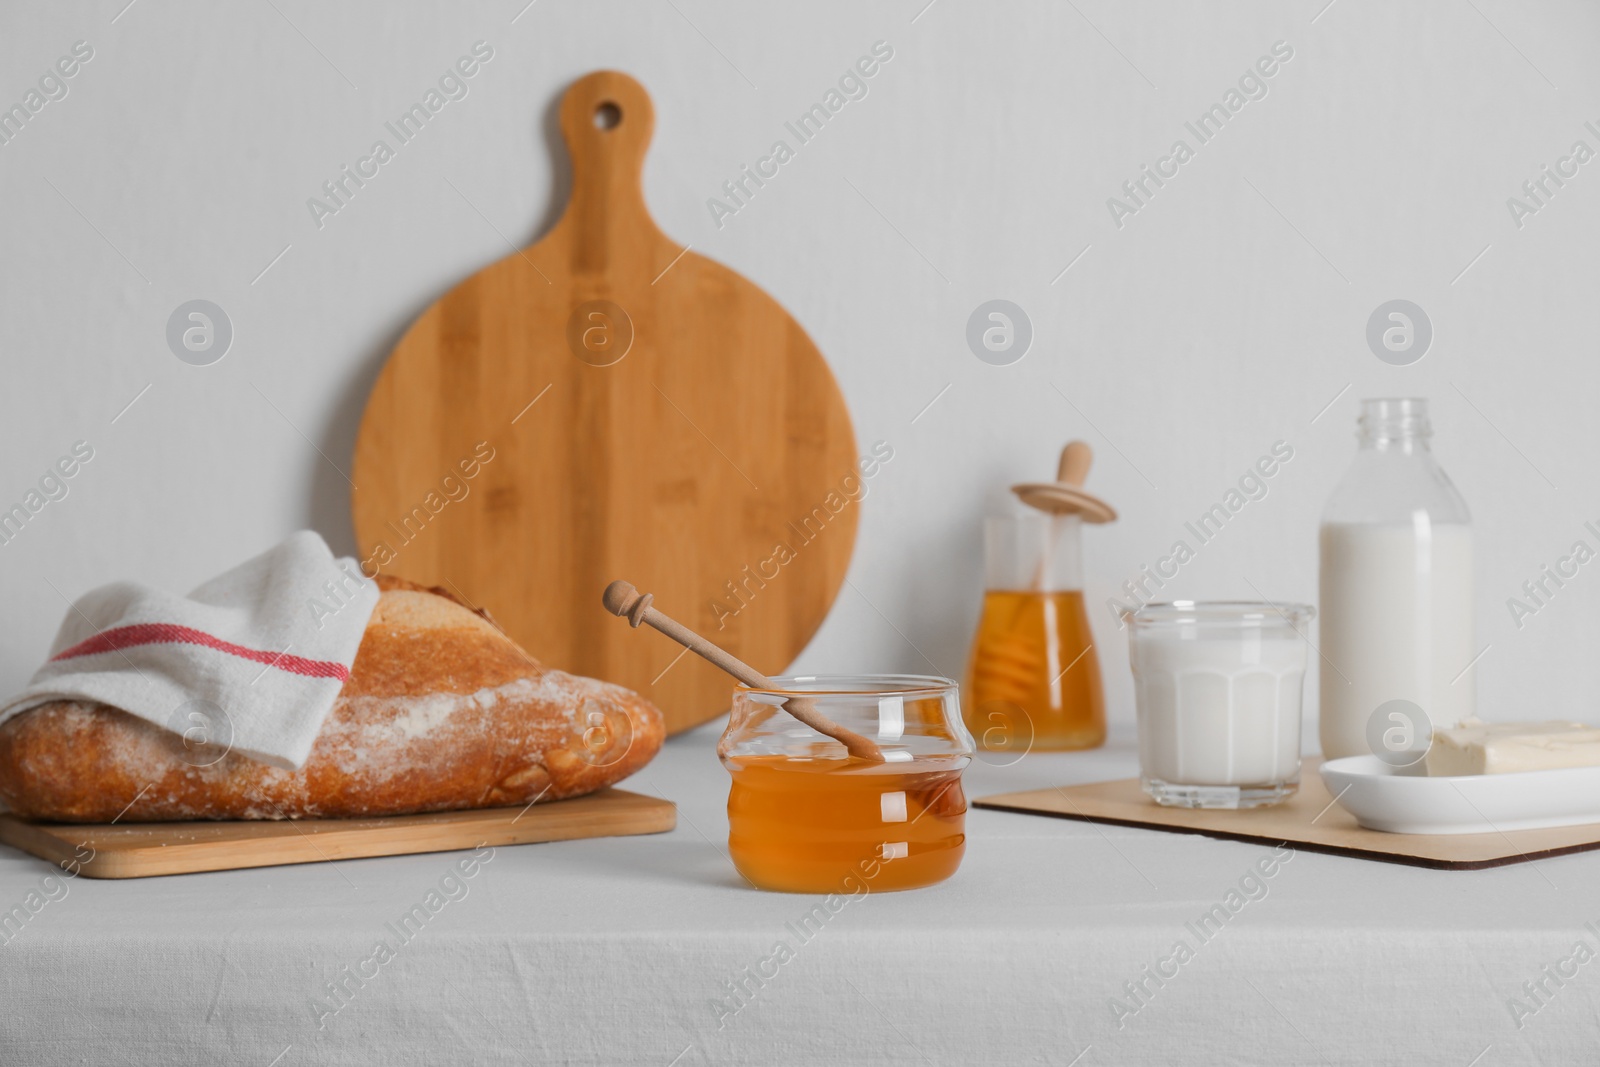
<box><xmin>975</xmin><ymin>760</ymin><xmax>1600</xmax><ymax>870</ymax></box>
<box><xmin>0</xmin><ymin>788</ymin><xmax>674</xmax><ymax>879</ymax></box>
<box><xmin>352</xmin><ymin>70</ymin><xmax>860</xmax><ymax>735</ymax></box>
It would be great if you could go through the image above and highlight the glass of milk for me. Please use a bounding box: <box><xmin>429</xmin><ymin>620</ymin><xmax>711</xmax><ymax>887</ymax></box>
<box><xmin>1126</xmin><ymin>601</ymin><xmax>1314</xmax><ymax>808</ymax></box>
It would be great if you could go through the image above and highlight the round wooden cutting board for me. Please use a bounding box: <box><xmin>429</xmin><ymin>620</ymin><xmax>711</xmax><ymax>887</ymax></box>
<box><xmin>351</xmin><ymin>71</ymin><xmax>861</xmax><ymax>734</ymax></box>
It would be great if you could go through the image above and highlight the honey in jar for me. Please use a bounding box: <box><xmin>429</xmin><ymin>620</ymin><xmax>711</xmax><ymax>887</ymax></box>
<box><xmin>964</xmin><ymin>588</ymin><xmax>1104</xmax><ymax>751</ymax></box>
<box><xmin>963</xmin><ymin>441</ymin><xmax>1115</xmax><ymax>753</ymax></box>
<box><xmin>725</xmin><ymin>755</ymin><xmax>966</xmax><ymax>893</ymax></box>
<box><xmin>719</xmin><ymin>676</ymin><xmax>974</xmax><ymax>894</ymax></box>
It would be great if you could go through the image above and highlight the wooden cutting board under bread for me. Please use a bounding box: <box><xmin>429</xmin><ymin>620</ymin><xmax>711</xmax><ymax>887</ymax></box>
<box><xmin>0</xmin><ymin>788</ymin><xmax>674</xmax><ymax>879</ymax></box>
<box><xmin>976</xmin><ymin>759</ymin><xmax>1600</xmax><ymax>870</ymax></box>
<box><xmin>352</xmin><ymin>70</ymin><xmax>860</xmax><ymax>736</ymax></box>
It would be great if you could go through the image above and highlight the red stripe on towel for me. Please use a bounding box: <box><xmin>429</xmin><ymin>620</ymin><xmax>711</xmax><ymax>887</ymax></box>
<box><xmin>51</xmin><ymin>623</ymin><xmax>349</xmax><ymax>681</ymax></box>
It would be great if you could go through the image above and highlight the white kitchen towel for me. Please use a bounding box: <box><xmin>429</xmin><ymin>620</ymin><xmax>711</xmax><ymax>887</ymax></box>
<box><xmin>0</xmin><ymin>531</ymin><xmax>378</xmax><ymax>770</ymax></box>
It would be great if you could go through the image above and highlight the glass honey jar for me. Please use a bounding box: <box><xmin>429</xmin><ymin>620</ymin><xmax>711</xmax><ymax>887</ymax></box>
<box><xmin>719</xmin><ymin>676</ymin><xmax>974</xmax><ymax>894</ymax></box>
<box><xmin>962</xmin><ymin>441</ymin><xmax>1115</xmax><ymax>753</ymax></box>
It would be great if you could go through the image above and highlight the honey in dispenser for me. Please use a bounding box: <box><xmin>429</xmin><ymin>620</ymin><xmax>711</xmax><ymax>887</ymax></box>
<box><xmin>962</xmin><ymin>441</ymin><xmax>1115</xmax><ymax>752</ymax></box>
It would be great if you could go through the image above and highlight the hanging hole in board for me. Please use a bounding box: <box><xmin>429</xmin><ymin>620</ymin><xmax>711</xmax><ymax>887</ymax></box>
<box><xmin>594</xmin><ymin>102</ymin><xmax>622</xmax><ymax>130</ymax></box>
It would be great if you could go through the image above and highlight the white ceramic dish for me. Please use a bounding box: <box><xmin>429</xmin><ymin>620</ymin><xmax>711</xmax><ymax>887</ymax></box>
<box><xmin>1319</xmin><ymin>755</ymin><xmax>1600</xmax><ymax>835</ymax></box>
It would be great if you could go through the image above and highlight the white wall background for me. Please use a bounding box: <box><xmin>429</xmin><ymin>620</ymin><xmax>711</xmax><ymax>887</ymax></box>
<box><xmin>2</xmin><ymin>0</ymin><xmax>1597</xmax><ymax>737</ymax></box>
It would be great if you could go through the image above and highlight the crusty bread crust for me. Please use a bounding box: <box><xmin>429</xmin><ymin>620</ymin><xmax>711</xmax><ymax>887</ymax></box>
<box><xmin>0</xmin><ymin>577</ymin><xmax>665</xmax><ymax>822</ymax></box>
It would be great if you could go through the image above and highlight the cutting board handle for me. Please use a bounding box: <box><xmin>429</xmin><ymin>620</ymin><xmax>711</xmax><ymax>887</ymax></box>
<box><xmin>557</xmin><ymin>71</ymin><xmax>657</xmax><ymax>250</ymax></box>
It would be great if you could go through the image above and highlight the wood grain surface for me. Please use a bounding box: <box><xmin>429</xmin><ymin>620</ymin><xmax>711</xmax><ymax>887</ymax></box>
<box><xmin>351</xmin><ymin>70</ymin><xmax>861</xmax><ymax>734</ymax></box>
<box><xmin>975</xmin><ymin>759</ymin><xmax>1600</xmax><ymax>870</ymax></box>
<box><xmin>0</xmin><ymin>788</ymin><xmax>675</xmax><ymax>879</ymax></box>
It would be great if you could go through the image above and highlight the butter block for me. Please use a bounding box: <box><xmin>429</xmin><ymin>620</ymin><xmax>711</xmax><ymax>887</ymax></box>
<box><xmin>1426</xmin><ymin>718</ymin><xmax>1600</xmax><ymax>776</ymax></box>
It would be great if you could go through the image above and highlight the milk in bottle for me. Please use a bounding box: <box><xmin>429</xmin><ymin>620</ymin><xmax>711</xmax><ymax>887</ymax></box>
<box><xmin>1318</xmin><ymin>399</ymin><xmax>1474</xmax><ymax>759</ymax></box>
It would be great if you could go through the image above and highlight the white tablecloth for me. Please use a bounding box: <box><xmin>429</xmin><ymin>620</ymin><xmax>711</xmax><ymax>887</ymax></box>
<box><xmin>1</xmin><ymin>720</ymin><xmax>1592</xmax><ymax>1065</ymax></box>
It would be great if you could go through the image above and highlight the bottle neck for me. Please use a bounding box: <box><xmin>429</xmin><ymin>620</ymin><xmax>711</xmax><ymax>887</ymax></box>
<box><xmin>1356</xmin><ymin>398</ymin><xmax>1431</xmax><ymax>453</ymax></box>
<box><xmin>1326</xmin><ymin>400</ymin><xmax>1470</xmax><ymax>525</ymax></box>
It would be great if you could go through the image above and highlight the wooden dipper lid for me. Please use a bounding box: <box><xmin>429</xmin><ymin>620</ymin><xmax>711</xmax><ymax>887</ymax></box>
<box><xmin>1011</xmin><ymin>440</ymin><xmax>1117</xmax><ymax>523</ymax></box>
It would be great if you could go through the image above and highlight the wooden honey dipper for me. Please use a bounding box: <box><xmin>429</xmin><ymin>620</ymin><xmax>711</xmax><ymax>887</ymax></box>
<box><xmin>602</xmin><ymin>581</ymin><xmax>885</xmax><ymax>762</ymax></box>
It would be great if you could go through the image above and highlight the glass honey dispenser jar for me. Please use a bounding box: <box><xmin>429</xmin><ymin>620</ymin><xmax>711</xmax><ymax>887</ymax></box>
<box><xmin>962</xmin><ymin>440</ymin><xmax>1115</xmax><ymax>753</ymax></box>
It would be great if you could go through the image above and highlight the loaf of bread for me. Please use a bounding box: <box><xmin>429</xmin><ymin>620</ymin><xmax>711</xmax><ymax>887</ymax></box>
<box><xmin>0</xmin><ymin>577</ymin><xmax>664</xmax><ymax>822</ymax></box>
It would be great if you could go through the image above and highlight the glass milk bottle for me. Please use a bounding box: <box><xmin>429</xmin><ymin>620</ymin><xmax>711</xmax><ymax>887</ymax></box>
<box><xmin>962</xmin><ymin>441</ymin><xmax>1114</xmax><ymax>752</ymax></box>
<box><xmin>1319</xmin><ymin>398</ymin><xmax>1474</xmax><ymax>759</ymax></box>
